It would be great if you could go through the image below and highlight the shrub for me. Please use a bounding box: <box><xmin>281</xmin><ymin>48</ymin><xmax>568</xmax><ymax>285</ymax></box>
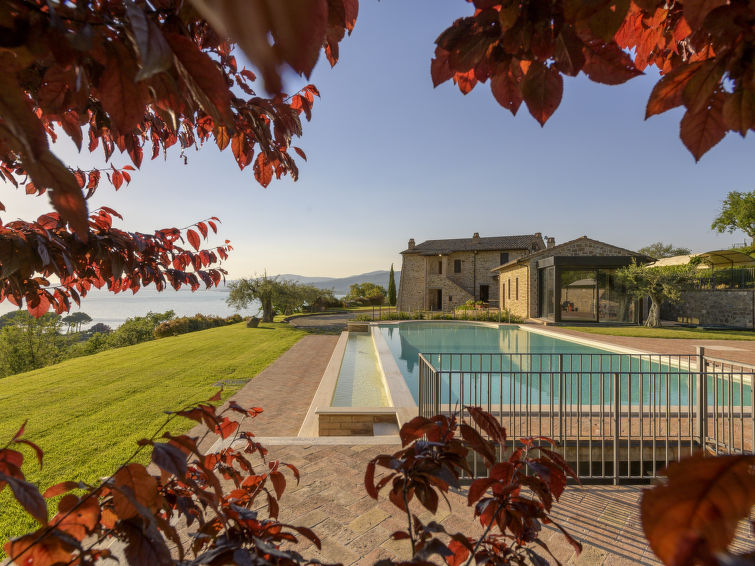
<box><xmin>154</xmin><ymin>313</ymin><xmax>243</xmax><ymax>338</ymax></box>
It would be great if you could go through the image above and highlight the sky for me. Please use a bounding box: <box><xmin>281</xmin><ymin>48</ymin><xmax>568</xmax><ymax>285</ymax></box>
<box><xmin>2</xmin><ymin>0</ymin><xmax>754</xmax><ymax>279</ymax></box>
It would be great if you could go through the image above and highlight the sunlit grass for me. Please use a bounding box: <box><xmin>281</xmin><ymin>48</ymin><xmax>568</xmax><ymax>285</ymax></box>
<box><xmin>560</xmin><ymin>326</ymin><xmax>755</xmax><ymax>340</ymax></box>
<box><xmin>0</xmin><ymin>322</ymin><xmax>304</xmax><ymax>553</ymax></box>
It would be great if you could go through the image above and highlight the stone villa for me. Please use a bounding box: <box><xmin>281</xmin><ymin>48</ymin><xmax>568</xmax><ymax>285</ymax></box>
<box><xmin>396</xmin><ymin>233</ymin><xmax>550</xmax><ymax>312</ymax></box>
<box><xmin>397</xmin><ymin>233</ymin><xmax>653</xmax><ymax>324</ymax></box>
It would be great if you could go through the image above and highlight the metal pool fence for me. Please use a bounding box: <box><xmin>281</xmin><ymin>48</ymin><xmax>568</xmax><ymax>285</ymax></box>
<box><xmin>417</xmin><ymin>347</ymin><xmax>755</xmax><ymax>484</ymax></box>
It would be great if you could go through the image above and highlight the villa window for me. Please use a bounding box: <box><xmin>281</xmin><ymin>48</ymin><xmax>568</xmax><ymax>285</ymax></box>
<box><xmin>454</xmin><ymin>259</ymin><xmax>461</xmax><ymax>273</ymax></box>
<box><xmin>438</xmin><ymin>260</ymin><xmax>442</xmax><ymax>274</ymax></box>
<box><xmin>508</xmin><ymin>279</ymin><xmax>511</xmax><ymax>299</ymax></box>
<box><xmin>500</xmin><ymin>252</ymin><xmax>509</xmax><ymax>265</ymax></box>
<box><xmin>449</xmin><ymin>295</ymin><xmax>453</xmax><ymax>302</ymax></box>
<box><xmin>516</xmin><ymin>278</ymin><xmax>519</xmax><ymax>300</ymax></box>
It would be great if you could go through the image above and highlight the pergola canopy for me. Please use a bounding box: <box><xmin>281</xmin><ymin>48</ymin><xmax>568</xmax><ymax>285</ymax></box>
<box><xmin>696</xmin><ymin>249</ymin><xmax>755</xmax><ymax>268</ymax></box>
<box><xmin>648</xmin><ymin>249</ymin><xmax>755</xmax><ymax>269</ymax></box>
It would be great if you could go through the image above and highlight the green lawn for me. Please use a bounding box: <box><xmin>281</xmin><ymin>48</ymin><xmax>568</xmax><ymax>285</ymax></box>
<box><xmin>0</xmin><ymin>322</ymin><xmax>305</xmax><ymax>551</ymax></box>
<box><xmin>560</xmin><ymin>326</ymin><xmax>755</xmax><ymax>340</ymax></box>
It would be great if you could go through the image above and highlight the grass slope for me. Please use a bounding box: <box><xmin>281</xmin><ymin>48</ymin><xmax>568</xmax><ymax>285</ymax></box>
<box><xmin>560</xmin><ymin>326</ymin><xmax>755</xmax><ymax>340</ymax></box>
<box><xmin>0</xmin><ymin>322</ymin><xmax>304</xmax><ymax>551</ymax></box>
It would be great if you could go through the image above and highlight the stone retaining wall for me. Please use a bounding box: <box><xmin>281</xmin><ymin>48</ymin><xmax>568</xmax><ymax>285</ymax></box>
<box><xmin>662</xmin><ymin>289</ymin><xmax>755</xmax><ymax>329</ymax></box>
<box><xmin>319</xmin><ymin>412</ymin><xmax>398</xmax><ymax>436</ymax></box>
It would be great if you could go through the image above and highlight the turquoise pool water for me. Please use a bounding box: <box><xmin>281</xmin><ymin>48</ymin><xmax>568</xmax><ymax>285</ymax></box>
<box><xmin>332</xmin><ymin>334</ymin><xmax>390</xmax><ymax>407</ymax></box>
<box><xmin>378</xmin><ymin>322</ymin><xmax>752</xmax><ymax>407</ymax></box>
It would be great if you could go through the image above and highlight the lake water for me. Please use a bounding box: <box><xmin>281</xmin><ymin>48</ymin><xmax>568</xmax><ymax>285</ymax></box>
<box><xmin>0</xmin><ymin>285</ymin><xmax>259</xmax><ymax>329</ymax></box>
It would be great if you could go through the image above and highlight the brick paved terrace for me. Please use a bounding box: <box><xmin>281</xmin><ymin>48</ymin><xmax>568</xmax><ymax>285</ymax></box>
<box><xmin>189</xmin><ymin>326</ymin><xmax>754</xmax><ymax>565</ymax></box>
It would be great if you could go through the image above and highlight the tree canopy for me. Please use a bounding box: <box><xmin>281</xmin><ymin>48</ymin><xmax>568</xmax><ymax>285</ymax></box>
<box><xmin>638</xmin><ymin>242</ymin><xmax>693</xmax><ymax>259</ymax></box>
<box><xmin>711</xmin><ymin>190</ymin><xmax>755</xmax><ymax>245</ymax></box>
<box><xmin>345</xmin><ymin>282</ymin><xmax>386</xmax><ymax>305</ymax></box>
<box><xmin>226</xmin><ymin>274</ymin><xmax>335</xmax><ymax>322</ymax></box>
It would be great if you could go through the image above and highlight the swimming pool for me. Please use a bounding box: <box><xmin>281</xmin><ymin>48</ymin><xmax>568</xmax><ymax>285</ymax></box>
<box><xmin>377</xmin><ymin>322</ymin><xmax>751</xmax><ymax>407</ymax></box>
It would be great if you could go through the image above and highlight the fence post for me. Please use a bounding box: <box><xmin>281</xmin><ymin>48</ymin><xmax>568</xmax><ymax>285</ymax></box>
<box><xmin>613</xmin><ymin>372</ymin><xmax>620</xmax><ymax>485</ymax></box>
<box><xmin>696</xmin><ymin>346</ymin><xmax>707</xmax><ymax>450</ymax></box>
<box><xmin>558</xmin><ymin>354</ymin><xmax>565</xmax><ymax>454</ymax></box>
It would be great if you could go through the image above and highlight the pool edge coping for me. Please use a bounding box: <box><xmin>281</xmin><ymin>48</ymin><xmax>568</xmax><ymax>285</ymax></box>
<box><xmin>298</xmin><ymin>331</ymin><xmax>350</xmax><ymax>437</ymax></box>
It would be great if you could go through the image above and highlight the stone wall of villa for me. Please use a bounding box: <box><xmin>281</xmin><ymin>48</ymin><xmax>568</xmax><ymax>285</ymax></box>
<box><xmin>662</xmin><ymin>290</ymin><xmax>755</xmax><ymax>329</ymax></box>
<box><xmin>498</xmin><ymin>264</ymin><xmax>529</xmax><ymax>319</ymax></box>
<box><xmin>396</xmin><ymin>254</ymin><xmax>426</xmax><ymax>311</ymax></box>
<box><xmin>398</xmin><ymin>249</ymin><xmax>529</xmax><ymax>311</ymax></box>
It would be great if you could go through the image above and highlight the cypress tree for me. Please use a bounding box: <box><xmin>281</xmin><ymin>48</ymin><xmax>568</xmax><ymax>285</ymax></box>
<box><xmin>388</xmin><ymin>264</ymin><xmax>397</xmax><ymax>306</ymax></box>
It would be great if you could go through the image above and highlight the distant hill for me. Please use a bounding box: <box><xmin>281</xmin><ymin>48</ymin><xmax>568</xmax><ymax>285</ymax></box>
<box><xmin>276</xmin><ymin>270</ymin><xmax>401</xmax><ymax>295</ymax></box>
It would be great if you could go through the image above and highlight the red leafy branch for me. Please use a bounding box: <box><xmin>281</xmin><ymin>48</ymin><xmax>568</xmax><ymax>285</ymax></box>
<box><xmin>433</xmin><ymin>0</ymin><xmax>754</xmax><ymax>160</ymax></box>
<box><xmin>2</xmin><ymin>393</ymin><xmax>314</xmax><ymax>566</ymax></box>
<box><xmin>365</xmin><ymin>406</ymin><xmax>581</xmax><ymax>565</ymax></box>
<box><xmin>0</xmin><ymin>208</ymin><xmax>231</xmax><ymax>317</ymax></box>
<box><xmin>0</xmin><ymin>0</ymin><xmax>358</xmax><ymax>236</ymax></box>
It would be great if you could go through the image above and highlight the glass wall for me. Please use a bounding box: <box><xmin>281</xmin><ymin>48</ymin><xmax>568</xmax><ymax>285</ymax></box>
<box><xmin>560</xmin><ymin>270</ymin><xmax>597</xmax><ymax>322</ymax></box>
<box><xmin>597</xmin><ymin>271</ymin><xmax>635</xmax><ymax>322</ymax></box>
<box><xmin>538</xmin><ymin>267</ymin><xmax>555</xmax><ymax>319</ymax></box>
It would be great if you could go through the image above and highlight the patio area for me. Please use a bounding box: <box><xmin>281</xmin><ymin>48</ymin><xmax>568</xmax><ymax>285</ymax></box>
<box><xmin>192</xmin><ymin>329</ymin><xmax>754</xmax><ymax>565</ymax></box>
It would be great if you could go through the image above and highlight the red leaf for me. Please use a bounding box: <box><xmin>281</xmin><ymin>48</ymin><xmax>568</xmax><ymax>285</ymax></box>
<box><xmin>214</xmin><ymin>125</ymin><xmax>230</xmax><ymax>151</ymax></box>
<box><xmin>0</xmin><ymin>473</ymin><xmax>48</xmax><ymax>524</ymax></box>
<box><xmin>125</xmin><ymin>1</ymin><xmax>173</xmax><ymax>80</ymax></box>
<box><xmin>186</xmin><ymin>229</ymin><xmax>201</xmax><ymax>251</ymax></box>
<box><xmin>165</xmin><ymin>32</ymin><xmax>234</xmax><ymax>126</ymax></box>
<box><xmin>4</xmin><ymin>532</ymin><xmax>74</xmax><ymax>565</ymax></box>
<box><xmin>231</xmin><ymin>134</ymin><xmax>253</xmax><ymax>170</ymax></box>
<box><xmin>27</xmin><ymin>293</ymin><xmax>51</xmax><ymax>318</ymax></box>
<box><xmin>641</xmin><ymin>454</ymin><xmax>755</xmax><ymax>566</ymax></box>
<box><xmin>43</xmin><ymin>481</ymin><xmax>82</xmax><ymax>499</ymax></box>
<box><xmin>680</xmin><ymin>92</ymin><xmax>726</xmax><ymax>161</ymax></box>
<box><xmin>465</xmin><ymin>407</ymin><xmax>507</xmax><ymax>446</ymax></box>
<box><xmin>468</xmin><ymin>477</ymin><xmax>496</xmax><ymax>505</ymax></box>
<box><xmin>683</xmin><ymin>0</ymin><xmax>726</xmax><ymax>28</ymax></box>
<box><xmin>253</xmin><ymin>152</ymin><xmax>273</xmax><ymax>188</ymax></box>
<box><xmin>399</xmin><ymin>416</ymin><xmax>435</xmax><ymax>446</ymax></box>
<box><xmin>645</xmin><ymin>63</ymin><xmax>702</xmax><ymax>119</ymax></box>
<box><xmin>17</xmin><ymin>440</ymin><xmax>44</xmax><ymax>468</ymax></box>
<box><xmin>215</xmin><ymin>418</ymin><xmax>238</xmax><ymax>439</ymax></box>
<box><xmin>446</xmin><ymin>538</ymin><xmax>471</xmax><ymax>566</ymax></box>
<box><xmin>152</xmin><ymin>442</ymin><xmax>188</xmax><ymax>478</ymax></box>
<box><xmin>293</xmin><ymin>146</ymin><xmax>307</xmax><ymax>161</ymax></box>
<box><xmin>723</xmin><ymin>88</ymin><xmax>755</xmax><ymax>137</ymax></box>
<box><xmin>196</xmin><ymin>222</ymin><xmax>208</xmax><ymax>239</ymax></box>
<box><xmin>581</xmin><ymin>40</ymin><xmax>642</xmax><ymax>85</ymax></box>
<box><xmin>682</xmin><ymin>61</ymin><xmax>724</xmax><ymax>114</ymax></box>
<box><xmin>270</xmin><ymin>470</ymin><xmax>286</xmax><ymax>499</ymax></box>
<box><xmin>520</xmin><ymin>62</ymin><xmax>563</xmax><ymax>126</ymax></box>
<box><xmin>12</xmin><ymin>421</ymin><xmax>26</xmax><ymax>442</ymax></box>
<box><xmin>112</xmin><ymin>170</ymin><xmax>124</xmax><ymax>190</ymax></box>
<box><xmin>208</xmin><ymin>389</ymin><xmax>221</xmax><ymax>402</ymax></box>
<box><xmin>490</xmin><ymin>69</ymin><xmax>522</xmax><ymax>116</ymax></box>
<box><xmin>459</xmin><ymin>424</ymin><xmax>496</xmax><ymax>466</ymax></box>
<box><xmin>99</xmin><ymin>45</ymin><xmax>149</xmax><ymax>134</ymax></box>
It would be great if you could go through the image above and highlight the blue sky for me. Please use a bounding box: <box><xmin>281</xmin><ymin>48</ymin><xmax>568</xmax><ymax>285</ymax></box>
<box><xmin>3</xmin><ymin>0</ymin><xmax>754</xmax><ymax>278</ymax></box>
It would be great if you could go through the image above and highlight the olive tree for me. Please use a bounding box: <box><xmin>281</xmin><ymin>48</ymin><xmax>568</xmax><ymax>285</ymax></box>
<box><xmin>616</xmin><ymin>262</ymin><xmax>697</xmax><ymax>327</ymax></box>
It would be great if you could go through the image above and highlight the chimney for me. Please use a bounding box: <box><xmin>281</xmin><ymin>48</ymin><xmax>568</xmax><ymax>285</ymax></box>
<box><xmin>408</xmin><ymin>238</ymin><xmax>415</xmax><ymax>249</ymax></box>
<box><xmin>546</xmin><ymin>237</ymin><xmax>555</xmax><ymax>248</ymax></box>
<box><xmin>472</xmin><ymin>232</ymin><xmax>480</xmax><ymax>239</ymax></box>
<box><xmin>534</xmin><ymin>232</ymin><xmax>542</xmax><ymax>240</ymax></box>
